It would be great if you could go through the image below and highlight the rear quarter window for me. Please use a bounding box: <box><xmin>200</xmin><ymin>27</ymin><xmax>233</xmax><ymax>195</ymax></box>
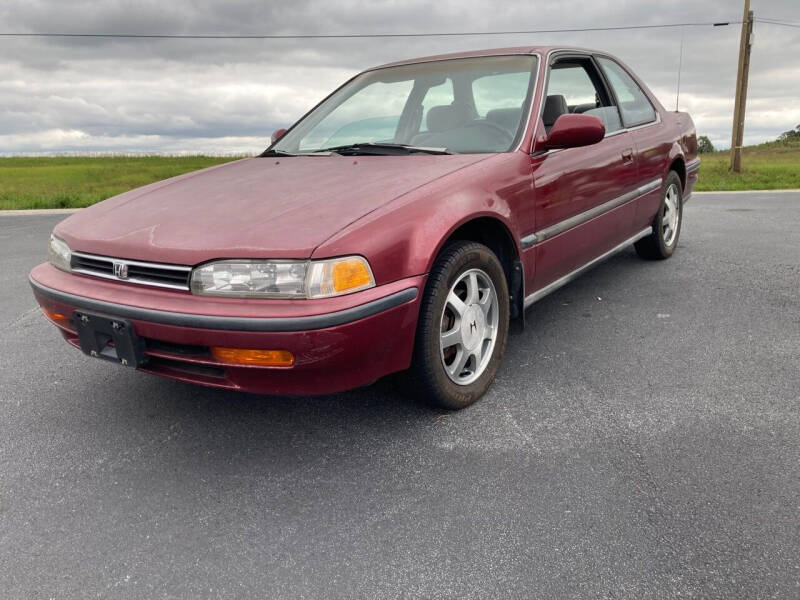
<box><xmin>597</xmin><ymin>57</ymin><xmax>657</xmax><ymax>127</ymax></box>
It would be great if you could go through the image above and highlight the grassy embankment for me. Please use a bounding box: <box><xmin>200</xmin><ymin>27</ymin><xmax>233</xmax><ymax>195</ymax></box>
<box><xmin>694</xmin><ymin>136</ymin><xmax>800</xmax><ymax>191</ymax></box>
<box><xmin>0</xmin><ymin>138</ymin><xmax>797</xmax><ymax>210</ymax></box>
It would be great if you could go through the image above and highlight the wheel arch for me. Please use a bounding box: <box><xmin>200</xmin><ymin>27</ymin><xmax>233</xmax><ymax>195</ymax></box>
<box><xmin>431</xmin><ymin>214</ymin><xmax>525</xmax><ymax>322</ymax></box>
<box><xmin>667</xmin><ymin>148</ymin><xmax>687</xmax><ymax>190</ymax></box>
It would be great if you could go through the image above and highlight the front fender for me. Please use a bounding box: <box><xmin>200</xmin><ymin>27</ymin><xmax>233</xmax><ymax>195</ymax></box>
<box><xmin>312</xmin><ymin>153</ymin><xmax>531</xmax><ymax>287</ymax></box>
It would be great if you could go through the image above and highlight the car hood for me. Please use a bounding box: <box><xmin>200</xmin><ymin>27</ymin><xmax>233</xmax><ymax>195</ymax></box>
<box><xmin>55</xmin><ymin>154</ymin><xmax>490</xmax><ymax>265</ymax></box>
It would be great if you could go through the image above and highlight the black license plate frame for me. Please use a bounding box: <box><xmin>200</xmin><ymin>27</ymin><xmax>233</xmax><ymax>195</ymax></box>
<box><xmin>74</xmin><ymin>310</ymin><xmax>147</xmax><ymax>368</ymax></box>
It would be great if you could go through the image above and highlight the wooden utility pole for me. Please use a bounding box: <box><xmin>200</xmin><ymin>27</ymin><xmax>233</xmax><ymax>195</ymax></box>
<box><xmin>730</xmin><ymin>0</ymin><xmax>754</xmax><ymax>172</ymax></box>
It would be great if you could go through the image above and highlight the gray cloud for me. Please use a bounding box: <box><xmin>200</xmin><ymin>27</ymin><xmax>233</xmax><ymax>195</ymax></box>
<box><xmin>1</xmin><ymin>0</ymin><xmax>798</xmax><ymax>154</ymax></box>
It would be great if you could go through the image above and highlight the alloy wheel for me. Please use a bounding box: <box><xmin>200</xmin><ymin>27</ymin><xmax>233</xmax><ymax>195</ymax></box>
<box><xmin>439</xmin><ymin>268</ymin><xmax>500</xmax><ymax>385</ymax></box>
<box><xmin>663</xmin><ymin>183</ymin><xmax>681</xmax><ymax>247</ymax></box>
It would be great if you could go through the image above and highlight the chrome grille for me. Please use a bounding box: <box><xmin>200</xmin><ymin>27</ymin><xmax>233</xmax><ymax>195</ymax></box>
<box><xmin>70</xmin><ymin>251</ymin><xmax>192</xmax><ymax>290</ymax></box>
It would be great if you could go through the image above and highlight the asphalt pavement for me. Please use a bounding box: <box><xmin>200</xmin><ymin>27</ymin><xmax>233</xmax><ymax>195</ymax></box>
<box><xmin>1</xmin><ymin>191</ymin><xmax>798</xmax><ymax>599</ymax></box>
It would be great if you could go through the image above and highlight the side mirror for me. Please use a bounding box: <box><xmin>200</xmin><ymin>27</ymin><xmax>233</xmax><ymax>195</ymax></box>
<box><xmin>542</xmin><ymin>114</ymin><xmax>605</xmax><ymax>150</ymax></box>
<box><xmin>271</xmin><ymin>128</ymin><xmax>288</xmax><ymax>144</ymax></box>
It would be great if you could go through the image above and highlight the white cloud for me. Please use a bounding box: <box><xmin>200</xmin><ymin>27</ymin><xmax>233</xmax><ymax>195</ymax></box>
<box><xmin>0</xmin><ymin>0</ymin><xmax>798</xmax><ymax>153</ymax></box>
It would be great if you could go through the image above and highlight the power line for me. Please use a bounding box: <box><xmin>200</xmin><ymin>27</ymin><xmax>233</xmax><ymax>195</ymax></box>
<box><xmin>758</xmin><ymin>16</ymin><xmax>800</xmax><ymax>23</ymax></box>
<box><xmin>0</xmin><ymin>21</ymin><xmax>744</xmax><ymax>40</ymax></box>
<box><xmin>755</xmin><ymin>18</ymin><xmax>800</xmax><ymax>28</ymax></box>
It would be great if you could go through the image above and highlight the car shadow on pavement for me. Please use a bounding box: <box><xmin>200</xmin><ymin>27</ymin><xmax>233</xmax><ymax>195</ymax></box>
<box><xmin>54</xmin><ymin>245</ymin><xmax>651</xmax><ymax>470</ymax></box>
<box><xmin>108</xmin><ymin>246</ymin><xmax>647</xmax><ymax>418</ymax></box>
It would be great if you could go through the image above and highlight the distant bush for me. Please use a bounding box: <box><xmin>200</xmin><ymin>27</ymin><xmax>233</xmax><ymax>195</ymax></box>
<box><xmin>697</xmin><ymin>136</ymin><xmax>715</xmax><ymax>154</ymax></box>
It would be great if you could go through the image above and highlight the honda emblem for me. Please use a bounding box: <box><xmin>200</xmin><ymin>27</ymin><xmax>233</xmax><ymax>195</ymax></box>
<box><xmin>113</xmin><ymin>261</ymin><xmax>129</xmax><ymax>279</ymax></box>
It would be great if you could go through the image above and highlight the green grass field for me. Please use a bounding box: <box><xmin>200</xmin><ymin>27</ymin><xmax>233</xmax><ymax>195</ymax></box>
<box><xmin>1</xmin><ymin>138</ymin><xmax>797</xmax><ymax>210</ymax></box>
<box><xmin>694</xmin><ymin>137</ymin><xmax>800</xmax><ymax>191</ymax></box>
<box><xmin>0</xmin><ymin>155</ymin><xmax>239</xmax><ymax>210</ymax></box>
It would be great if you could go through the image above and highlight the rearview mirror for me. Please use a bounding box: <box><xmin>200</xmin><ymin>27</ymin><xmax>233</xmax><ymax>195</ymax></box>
<box><xmin>271</xmin><ymin>128</ymin><xmax>288</xmax><ymax>144</ymax></box>
<box><xmin>542</xmin><ymin>114</ymin><xmax>605</xmax><ymax>150</ymax></box>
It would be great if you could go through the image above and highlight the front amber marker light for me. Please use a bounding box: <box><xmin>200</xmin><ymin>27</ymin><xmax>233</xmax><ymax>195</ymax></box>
<box><xmin>41</xmin><ymin>307</ymin><xmax>69</xmax><ymax>323</ymax></box>
<box><xmin>211</xmin><ymin>347</ymin><xmax>295</xmax><ymax>367</ymax></box>
<box><xmin>332</xmin><ymin>258</ymin><xmax>373</xmax><ymax>293</ymax></box>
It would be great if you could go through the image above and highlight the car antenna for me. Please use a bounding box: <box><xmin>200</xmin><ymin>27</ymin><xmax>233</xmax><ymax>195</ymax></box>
<box><xmin>675</xmin><ymin>25</ymin><xmax>685</xmax><ymax>111</ymax></box>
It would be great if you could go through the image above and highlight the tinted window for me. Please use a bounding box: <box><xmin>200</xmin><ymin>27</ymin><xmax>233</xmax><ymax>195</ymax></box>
<box><xmin>597</xmin><ymin>57</ymin><xmax>656</xmax><ymax>127</ymax></box>
<box><xmin>320</xmin><ymin>116</ymin><xmax>400</xmax><ymax>148</ymax></box>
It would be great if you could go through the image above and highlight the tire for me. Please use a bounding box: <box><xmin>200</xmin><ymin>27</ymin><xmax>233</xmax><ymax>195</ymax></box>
<box><xmin>635</xmin><ymin>171</ymin><xmax>683</xmax><ymax>260</ymax></box>
<box><xmin>410</xmin><ymin>241</ymin><xmax>510</xmax><ymax>409</ymax></box>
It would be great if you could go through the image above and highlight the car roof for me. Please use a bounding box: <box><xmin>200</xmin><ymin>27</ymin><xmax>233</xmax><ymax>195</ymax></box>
<box><xmin>368</xmin><ymin>46</ymin><xmax>603</xmax><ymax>71</ymax></box>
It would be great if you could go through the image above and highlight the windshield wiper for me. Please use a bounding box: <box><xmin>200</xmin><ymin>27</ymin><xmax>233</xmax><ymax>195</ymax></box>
<box><xmin>261</xmin><ymin>149</ymin><xmax>333</xmax><ymax>157</ymax></box>
<box><xmin>261</xmin><ymin>149</ymin><xmax>300</xmax><ymax>157</ymax></box>
<box><xmin>315</xmin><ymin>142</ymin><xmax>453</xmax><ymax>156</ymax></box>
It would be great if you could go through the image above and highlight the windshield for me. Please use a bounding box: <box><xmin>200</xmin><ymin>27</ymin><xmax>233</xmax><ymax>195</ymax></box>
<box><xmin>272</xmin><ymin>55</ymin><xmax>538</xmax><ymax>155</ymax></box>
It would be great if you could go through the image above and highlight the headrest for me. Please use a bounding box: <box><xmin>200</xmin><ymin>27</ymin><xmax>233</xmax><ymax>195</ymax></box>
<box><xmin>426</xmin><ymin>103</ymin><xmax>471</xmax><ymax>132</ymax></box>
<box><xmin>543</xmin><ymin>94</ymin><xmax>568</xmax><ymax>126</ymax></box>
<box><xmin>486</xmin><ymin>107</ymin><xmax>523</xmax><ymax>134</ymax></box>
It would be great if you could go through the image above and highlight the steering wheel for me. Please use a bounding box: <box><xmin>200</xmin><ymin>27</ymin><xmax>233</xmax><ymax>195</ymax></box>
<box><xmin>464</xmin><ymin>120</ymin><xmax>514</xmax><ymax>145</ymax></box>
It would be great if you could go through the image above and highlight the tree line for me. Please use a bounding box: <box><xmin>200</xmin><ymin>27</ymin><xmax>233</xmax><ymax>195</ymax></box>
<box><xmin>697</xmin><ymin>124</ymin><xmax>800</xmax><ymax>154</ymax></box>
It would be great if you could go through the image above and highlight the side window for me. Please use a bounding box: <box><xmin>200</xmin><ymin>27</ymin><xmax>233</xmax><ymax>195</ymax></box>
<box><xmin>419</xmin><ymin>78</ymin><xmax>455</xmax><ymax>132</ymax></box>
<box><xmin>597</xmin><ymin>57</ymin><xmax>656</xmax><ymax>127</ymax></box>
<box><xmin>547</xmin><ymin>64</ymin><xmax>599</xmax><ymax>109</ymax></box>
<box><xmin>545</xmin><ymin>61</ymin><xmax>623</xmax><ymax>134</ymax></box>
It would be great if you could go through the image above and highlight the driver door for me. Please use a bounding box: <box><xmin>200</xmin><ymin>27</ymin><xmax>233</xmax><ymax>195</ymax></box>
<box><xmin>526</xmin><ymin>55</ymin><xmax>638</xmax><ymax>292</ymax></box>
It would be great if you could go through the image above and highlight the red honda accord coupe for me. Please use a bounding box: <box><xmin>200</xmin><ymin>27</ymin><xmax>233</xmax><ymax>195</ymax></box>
<box><xmin>30</xmin><ymin>46</ymin><xmax>699</xmax><ymax>408</ymax></box>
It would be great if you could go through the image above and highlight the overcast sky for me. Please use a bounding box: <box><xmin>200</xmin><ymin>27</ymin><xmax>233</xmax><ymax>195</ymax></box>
<box><xmin>1</xmin><ymin>0</ymin><xmax>798</xmax><ymax>155</ymax></box>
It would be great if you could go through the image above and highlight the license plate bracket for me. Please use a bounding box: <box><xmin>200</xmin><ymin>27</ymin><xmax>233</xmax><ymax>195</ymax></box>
<box><xmin>74</xmin><ymin>310</ymin><xmax>147</xmax><ymax>368</ymax></box>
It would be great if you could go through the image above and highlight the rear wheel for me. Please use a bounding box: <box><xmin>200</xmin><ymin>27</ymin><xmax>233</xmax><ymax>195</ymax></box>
<box><xmin>635</xmin><ymin>171</ymin><xmax>683</xmax><ymax>260</ymax></box>
<box><xmin>411</xmin><ymin>241</ymin><xmax>509</xmax><ymax>409</ymax></box>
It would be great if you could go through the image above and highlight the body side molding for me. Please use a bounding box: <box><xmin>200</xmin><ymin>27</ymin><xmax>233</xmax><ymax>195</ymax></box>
<box><xmin>520</xmin><ymin>178</ymin><xmax>661</xmax><ymax>249</ymax></box>
<box><xmin>524</xmin><ymin>227</ymin><xmax>652</xmax><ymax>308</ymax></box>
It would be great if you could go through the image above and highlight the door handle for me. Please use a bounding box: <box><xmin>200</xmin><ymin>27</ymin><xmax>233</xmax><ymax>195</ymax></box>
<box><xmin>621</xmin><ymin>148</ymin><xmax>634</xmax><ymax>164</ymax></box>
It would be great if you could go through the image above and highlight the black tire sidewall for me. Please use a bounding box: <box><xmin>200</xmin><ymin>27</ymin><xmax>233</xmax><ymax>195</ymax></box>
<box><xmin>413</xmin><ymin>242</ymin><xmax>510</xmax><ymax>409</ymax></box>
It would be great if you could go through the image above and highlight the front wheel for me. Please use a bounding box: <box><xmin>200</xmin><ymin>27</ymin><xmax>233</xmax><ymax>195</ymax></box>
<box><xmin>635</xmin><ymin>171</ymin><xmax>683</xmax><ymax>260</ymax></box>
<box><xmin>410</xmin><ymin>241</ymin><xmax>509</xmax><ymax>409</ymax></box>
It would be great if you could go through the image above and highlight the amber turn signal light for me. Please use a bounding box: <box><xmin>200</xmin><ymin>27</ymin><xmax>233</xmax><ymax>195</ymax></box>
<box><xmin>210</xmin><ymin>347</ymin><xmax>294</xmax><ymax>367</ymax></box>
<box><xmin>41</xmin><ymin>307</ymin><xmax>69</xmax><ymax>323</ymax></box>
<box><xmin>332</xmin><ymin>258</ymin><xmax>373</xmax><ymax>293</ymax></box>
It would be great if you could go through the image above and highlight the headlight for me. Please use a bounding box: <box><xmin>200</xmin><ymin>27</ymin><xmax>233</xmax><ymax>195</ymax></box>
<box><xmin>190</xmin><ymin>256</ymin><xmax>375</xmax><ymax>299</ymax></box>
<box><xmin>48</xmin><ymin>234</ymin><xmax>72</xmax><ymax>272</ymax></box>
<box><xmin>191</xmin><ymin>260</ymin><xmax>308</xmax><ymax>298</ymax></box>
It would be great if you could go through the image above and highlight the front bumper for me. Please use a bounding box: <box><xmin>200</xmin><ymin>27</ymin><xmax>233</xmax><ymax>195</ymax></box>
<box><xmin>30</xmin><ymin>263</ymin><xmax>424</xmax><ymax>395</ymax></box>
